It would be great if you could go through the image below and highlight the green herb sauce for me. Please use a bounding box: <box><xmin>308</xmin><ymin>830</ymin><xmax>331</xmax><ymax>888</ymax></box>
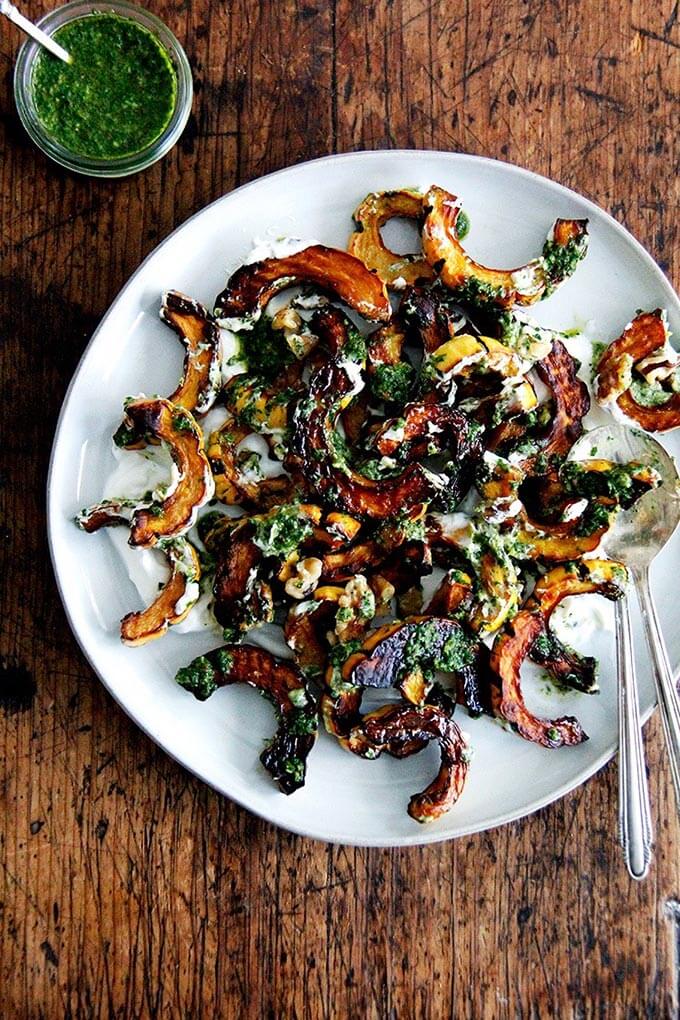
<box><xmin>541</xmin><ymin>235</ymin><xmax>587</xmax><ymax>286</ymax></box>
<box><xmin>455</xmin><ymin>209</ymin><xmax>471</xmax><ymax>240</ymax></box>
<box><xmin>238</xmin><ymin>316</ymin><xmax>294</xmax><ymax>382</ymax></box>
<box><xmin>370</xmin><ymin>362</ymin><xmax>414</xmax><ymax>404</ymax></box>
<box><xmin>252</xmin><ymin>504</ymin><xmax>313</xmax><ymax>559</ymax></box>
<box><xmin>32</xmin><ymin>13</ymin><xmax>177</xmax><ymax>159</ymax></box>
<box><xmin>629</xmin><ymin>377</ymin><xmax>673</xmax><ymax>408</ymax></box>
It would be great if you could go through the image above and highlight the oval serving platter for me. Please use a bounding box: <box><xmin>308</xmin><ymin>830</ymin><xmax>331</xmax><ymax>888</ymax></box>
<box><xmin>48</xmin><ymin>151</ymin><xmax>680</xmax><ymax>846</ymax></box>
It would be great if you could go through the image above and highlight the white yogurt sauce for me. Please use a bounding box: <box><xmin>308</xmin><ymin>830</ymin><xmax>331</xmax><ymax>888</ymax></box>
<box><xmin>243</xmin><ymin>236</ymin><xmax>319</xmax><ymax>265</ymax></box>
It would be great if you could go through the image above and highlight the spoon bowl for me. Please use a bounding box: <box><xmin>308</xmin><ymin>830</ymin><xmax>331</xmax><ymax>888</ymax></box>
<box><xmin>570</xmin><ymin>421</ymin><xmax>680</xmax><ymax>862</ymax></box>
<box><xmin>569</xmin><ymin>423</ymin><xmax>680</xmax><ymax>568</ymax></box>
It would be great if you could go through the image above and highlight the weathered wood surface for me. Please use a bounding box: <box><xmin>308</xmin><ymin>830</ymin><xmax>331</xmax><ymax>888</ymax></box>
<box><xmin>1</xmin><ymin>0</ymin><xmax>679</xmax><ymax>1016</ymax></box>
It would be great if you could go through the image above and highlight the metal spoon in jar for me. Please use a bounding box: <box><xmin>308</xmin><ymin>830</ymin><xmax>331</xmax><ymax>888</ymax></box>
<box><xmin>569</xmin><ymin>423</ymin><xmax>680</xmax><ymax>880</ymax></box>
<box><xmin>1</xmin><ymin>0</ymin><xmax>71</xmax><ymax>63</ymax></box>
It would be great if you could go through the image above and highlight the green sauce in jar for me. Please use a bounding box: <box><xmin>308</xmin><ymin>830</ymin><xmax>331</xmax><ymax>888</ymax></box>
<box><xmin>31</xmin><ymin>12</ymin><xmax>177</xmax><ymax>159</ymax></box>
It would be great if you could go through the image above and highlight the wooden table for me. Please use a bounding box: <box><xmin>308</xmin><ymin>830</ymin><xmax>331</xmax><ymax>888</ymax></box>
<box><xmin>2</xmin><ymin>1</ymin><xmax>679</xmax><ymax>1015</ymax></box>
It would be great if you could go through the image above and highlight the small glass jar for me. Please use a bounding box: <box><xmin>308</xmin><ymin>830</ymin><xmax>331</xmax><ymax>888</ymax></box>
<box><xmin>13</xmin><ymin>0</ymin><xmax>193</xmax><ymax>178</ymax></box>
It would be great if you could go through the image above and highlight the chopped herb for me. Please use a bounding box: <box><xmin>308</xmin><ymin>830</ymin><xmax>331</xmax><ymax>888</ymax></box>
<box><xmin>449</xmin><ymin>276</ymin><xmax>505</xmax><ymax>309</ymax></box>
<box><xmin>214</xmin><ymin>648</ymin><xmax>234</xmax><ymax>674</ymax></box>
<box><xmin>176</xmin><ymin>656</ymin><xmax>218</xmax><ymax>700</ymax></box>
<box><xmin>591</xmin><ymin>340</ymin><xmax>608</xmax><ymax>367</ymax></box>
<box><xmin>113</xmin><ymin>422</ymin><xmax>139</xmax><ymax>448</ymax></box>
<box><xmin>172</xmin><ymin>411</ymin><xmax>194</xmax><ymax>432</ymax></box>
<box><xmin>252</xmin><ymin>504</ymin><xmax>313</xmax><ymax>558</ymax></box>
<box><xmin>455</xmin><ymin>209</ymin><xmax>470</xmax><ymax>240</ymax></box>
<box><xmin>438</xmin><ymin>628</ymin><xmax>476</xmax><ymax>672</ymax></box>
<box><xmin>371</xmin><ymin>362</ymin><xmax>414</xmax><ymax>404</ymax></box>
<box><xmin>574</xmin><ymin>500</ymin><xmax>611</xmax><ymax>536</ymax></box>
<box><xmin>287</xmin><ymin>708</ymin><xmax>318</xmax><ymax>735</ymax></box>
<box><xmin>283</xmin><ymin>757</ymin><xmax>305</xmax><ymax>783</ymax></box>
<box><xmin>343</xmin><ymin>324</ymin><xmax>368</xmax><ymax>363</ymax></box>
<box><xmin>541</xmin><ymin>234</ymin><xmax>587</xmax><ymax>286</ymax></box>
<box><xmin>630</xmin><ymin>378</ymin><xmax>673</xmax><ymax>408</ymax></box>
<box><xmin>237</xmin><ymin>315</ymin><xmax>294</xmax><ymax>381</ymax></box>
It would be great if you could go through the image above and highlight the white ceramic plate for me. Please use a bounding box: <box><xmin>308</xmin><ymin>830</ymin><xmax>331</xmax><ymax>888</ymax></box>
<box><xmin>48</xmin><ymin>151</ymin><xmax>680</xmax><ymax>846</ymax></box>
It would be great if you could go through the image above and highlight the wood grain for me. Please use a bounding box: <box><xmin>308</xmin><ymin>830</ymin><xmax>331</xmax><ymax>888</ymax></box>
<box><xmin>1</xmin><ymin>0</ymin><xmax>679</xmax><ymax>1016</ymax></box>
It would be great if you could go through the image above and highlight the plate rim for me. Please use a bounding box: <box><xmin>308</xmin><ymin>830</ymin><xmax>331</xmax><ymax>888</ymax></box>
<box><xmin>46</xmin><ymin>149</ymin><xmax>678</xmax><ymax>846</ymax></box>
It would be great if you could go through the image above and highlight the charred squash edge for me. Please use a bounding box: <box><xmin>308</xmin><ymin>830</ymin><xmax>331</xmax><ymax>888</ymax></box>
<box><xmin>121</xmin><ymin>538</ymin><xmax>201</xmax><ymax>645</ymax></box>
<box><xmin>422</xmin><ymin>185</ymin><xmax>588</xmax><ymax>308</ymax></box>
<box><xmin>214</xmin><ymin>244</ymin><xmax>391</xmax><ymax>324</ymax></box>
<box><xmin>348</xmin><ymin>190</ymin><xmax>433</xmax><ymax>287</ymax></box>
<box><xmin>489</xmin><ymin>559</ymin><xmax>627</xmax><ymax>747</ymax></box>
<box><xmin>175</xmin><ymin>644</ymin><xmax>318</xmax><ymax>793</ymax></box>
<box><xmin>346</xmin><ymin>702</ymin><xmax>471</xmax><ymax>822</ymax></box>
<box><xmin>123</xmin><ymin>398</ymin><xmax>214</xmax><ymax>547</ymax></box>
<box><xmin>161</xmin><ymin>290</ymin><xmax>223</xmax><ymax>415</ymax></box>
<box><xmin>595</xmin><ymin>309</ymin><xmax>680</xmax><ymax>432</ymax></box>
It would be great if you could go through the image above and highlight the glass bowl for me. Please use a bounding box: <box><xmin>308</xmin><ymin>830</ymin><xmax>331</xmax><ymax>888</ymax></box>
<box><xmin>13</xmin><ymin>0</ymin><xmax>193</xmax><ymax>178</ymax></box>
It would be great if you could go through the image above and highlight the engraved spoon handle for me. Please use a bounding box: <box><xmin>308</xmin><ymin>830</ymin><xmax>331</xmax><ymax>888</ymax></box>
<box><xmin>615</xmin><ymin>595</ymin><xmax>653</xmax><ymax>880</ymax></box>
<box><xmin>633</xmin><ymin>565</ymin><xmax>680</xmax><ymax>813</ymax></box>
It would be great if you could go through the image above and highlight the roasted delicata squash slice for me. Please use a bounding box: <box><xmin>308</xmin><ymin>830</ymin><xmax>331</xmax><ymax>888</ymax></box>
<box><xmin>207</xmin><ymin>417</ymin><xmax>297</xmax><ymax>509</ymax></box>
<box><xmin>422</xmin><ymin>185</ymin><xmax>588</xmax><ymax>308</ymax></box>
<box><xmin>424</xmin><ymin>333</ymin><xmax>538</xmax><ymax>417</ymax></box>
<box><xmin>425</xmin><ymin>569</ymin><xmax>475</xmax><ymax>618</ymax></box>
<box><xmin>121</xmin><ymin>398</ymin><xmax>214</xmax><ymax>547</ymax></box>
<box><xmin>76</xmin><ymin>498</ymin><xmax>137</xmax><ymax>532</ymax></box>
<box><xmin>488</xmin><ymin>339</ymin><xmax>590</xmax><ymax>470</ymax></box>
<box><xmin>176</xmin><ymin>645</ymin><xmax>319</xmax><ymax>793</ymax></box>
<box><xmin>595</xmin><ymin>309</ymin><xmax>680</xmax><ymax>432</ymax></box>
<box><xmin>371</xmin><ymin>401</ymin><xmax>482</xmax><ymax>465</ymax></box>
<box><xmin>212</xmin><ymin>504</ymin><xmax>321</xmax><ymax>634</ymax></box>
<box><xmin>427</xmin><ymin>516</ymin><xmax>522</xmax><ymax>634</ymax></box>
<box><xmin>121</xmin><ymin>538</ymin><xmax>200</xmax><ymax>645</ymax></box>
<box><xmin>348</xmin><ymin>616</ymin><xmax>488</xmax><ymax>716</ymax></box>
<box><xmin>365</xmin><ymin>320</ymin><xmax>417</xmax><ymax>404</ymax></box>
<box><xmin>161</xmin><ymin>290</ymin><xmax>223</xmax><ymax>415</ymax></box>
<box><xmin>400</xmin><ymin>283</ymin><xmax>470</xmax><ymax>353</ymax></box>
<box><xmin>345</xmin><ymin>702</ymin><xmax>471</xmax><ymax>823</ymax></box>
<box><xmin>490</xmin><ymin>559</ymin><xmax>627</xmax><ymax>747</ymax></box>
<box><xmin>348</xmin><ymin>189</ymin><xmax>433</xmax><ymax>288</ymax></box>
<box><xmin>214</xmin><ymin>244</ymin><xmax>392</xmax><ymax>324</ymax></box>
<box><xmin>321</xmin><ymin>616</ymin><xmax>487</xmax><ymax>752</ymax></box>
<box><xmin>113</xmin><ymin>292</ymin><xmax>223</xmax><ymax>449</ymax></box>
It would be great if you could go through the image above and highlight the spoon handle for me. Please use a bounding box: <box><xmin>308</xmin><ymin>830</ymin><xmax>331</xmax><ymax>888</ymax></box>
<box><xmin>0</xmin><ymin>0</ymin><xmax>72</xmax><ymax>63</ymax></box>
<box><xmin>633</xmin><ymin>566</ymin><xmax>680</xmax><ymax>813</ymax></box>
<box><xmin>615</xmin><ymin>595</ymin><xmax>653</xmax><ymax>880</ymax></box>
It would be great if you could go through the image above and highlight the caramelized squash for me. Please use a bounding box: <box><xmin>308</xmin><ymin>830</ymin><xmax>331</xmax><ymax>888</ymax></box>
<box><xmin>427</xmin><ymin>516</ymin><xmax>522</xmax><ymax>634</ymax></box>
<box><xmin>76</xmin><ymin>498</ymin><xmax>135</xmax><ymax>533</ymax></box>
<box><xmin>207</xmin><ymin>417</ymin><xmax>297</xmax><ymax>509</ymax></box>
<box><xmin>490</xmin><ymin>559</ymin><xmax>627</xmax><ymax>746</ymax></box>
<box><xmin>346</xmin><ymin>702</ymin><xmax>471</xmax><ymax>822</ymax></box>
<box><xmin>215</xmin><ymin>244</ymin><xmax>391</xmax><ymax>323</ymax></box>
<box><xmin>595</xmin><ymin>309</ymin><xmax>680</xmax><ymax>432</ymax></box>
<box><xmin>422</xmin><ymin>185</ymin><xmax>588</xmax><ymax>308</ymax></box>
<box><xmin>348</xmin><ymin>616</ymin><xmax>488</xmax><ymax>716</ymax></box>
<box><xmin>161</xmin><ymin>290</ymin><xmax>222</xmax><ymax>415</ymax></box>
<box><xmin>287</xmin><ymin>308</ymin><xmax>443</xmax><ymax>518</ymax></box>
<box><xmin>122</xmin><ymin>399</ymin><xmax>214</xmax><ymax>547</ymax></box>
<box><xmin>113</xmin><ymin>293</ymin><xmax>222</xmax><ymax>449</ymax></box>
<box><xmin>176</xmin><ymin>644</ymin><xmax>318</xmax><ymax>793</ymax></box>
<box><xmin>348</xmin><ymin>190</ymin><xmax>432</xmax><ymax>287</ymax></box>
<box><xmin>121</xmin><ymin>538</ymin><xmax>200</xmax><ymax>645</ymax></box>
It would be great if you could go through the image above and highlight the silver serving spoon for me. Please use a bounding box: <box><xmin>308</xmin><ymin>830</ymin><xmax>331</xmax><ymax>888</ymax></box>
<box><xmin>1</xmin><ymin>0</ymin><xmax>72</xmax><ymax>63</ymax></box>
<box><xmin>570</xmin><ymin>423</ymin><xmax>680</xmax><ymax>880</ymax></box>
